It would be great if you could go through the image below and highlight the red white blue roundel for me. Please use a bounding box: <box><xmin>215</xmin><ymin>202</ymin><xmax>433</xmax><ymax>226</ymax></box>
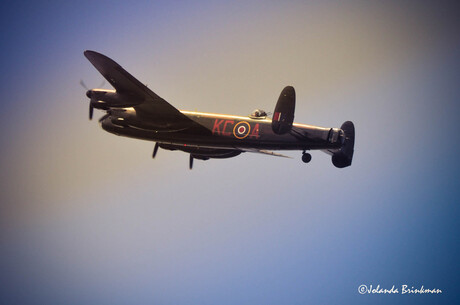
<box><xmin>233</xmin><ymin>121</ymin><xmax>251</xmax><ymax>139</ymax></box>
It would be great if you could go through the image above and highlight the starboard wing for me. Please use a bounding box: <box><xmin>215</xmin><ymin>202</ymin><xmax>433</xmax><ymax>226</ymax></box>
<box><xmin>84</xmin><ymin>50</ymin><xmax>211</xmax><ymax>133</ymax></box>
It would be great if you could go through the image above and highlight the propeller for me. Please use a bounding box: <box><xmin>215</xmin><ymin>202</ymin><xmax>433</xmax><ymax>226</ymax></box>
<box><xmin>80</xmin><ymin>79</ymin><xmax>105</xmax><ymax>120</ymax></box>
<box><xmin>152</xmin><ymin>143</ymin><xmax>159</xmax><ymax>158</ymax></box>
<box><xmin>79</xmin><ymin>79</ymin><xmax>105</xmax><ymax>90</ymax></box>
<box><xmin>98</xmin><ymin>112</ymin><xmax>110</xmax><ymax>123</ymax></box>
<box><xmin>189</xmin><ymin>154</ymin><xmax>194</xmax><ymax>170</ymax></box>
<box><xmin>89</xmin><ymin>103</ymin><xmax>94</xmax><ymax>120</ymax></box>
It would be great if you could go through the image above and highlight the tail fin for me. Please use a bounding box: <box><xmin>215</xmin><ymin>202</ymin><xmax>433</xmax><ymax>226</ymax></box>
<box><xmin>272</xmin><ymin>86</ymin><xmax>295</xmax><ymax>135</ymax></box>
<box><xmin>332</xmin><ymin>121</ymin><xmax>355</xmax><ymax>168</ymax></box>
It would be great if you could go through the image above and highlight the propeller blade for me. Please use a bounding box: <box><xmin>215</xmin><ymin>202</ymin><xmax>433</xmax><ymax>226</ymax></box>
<box><xmin>189</xmin><ymin>155</ymin><xmax>194</xmax><ymax>170</ymax></box>
<box><xmin>80</xmin><ymin>79</ymin><xmax>88</xmax><ymax>90</ymax></box>
<box><xmin>98</xmin><ymin>113</ymin><xmax>110</xmax><ymax>123</ymax></box>
<box><xmin>89</xmin><ymin>104</ymin><xmax>94</xmax><ymax>120</ymax></box>
<box><xmin>152</xmin><ymin>143</ymin><xmax>159</xmax><ymax>159</ymax></box>
<box><xmin>80</xmin><ymin>79</ymin><xmax>104</xmax><ymax>90</ymax></box>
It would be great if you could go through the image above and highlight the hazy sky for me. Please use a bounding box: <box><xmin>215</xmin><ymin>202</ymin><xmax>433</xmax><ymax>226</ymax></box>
<box><xmin>1</xmin><ymin>1</ymin><xmax>459</xmax><ymax>304</ymax></box>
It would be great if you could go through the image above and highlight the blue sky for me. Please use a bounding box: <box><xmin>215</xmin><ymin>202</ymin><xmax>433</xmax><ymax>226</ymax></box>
<box><xmin>1</xmin><ymin>1</ymin><xmax>459</xmax><ymax>304</ymax></box>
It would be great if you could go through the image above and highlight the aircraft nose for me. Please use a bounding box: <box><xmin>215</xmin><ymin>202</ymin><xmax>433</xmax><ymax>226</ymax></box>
<box><xmin>86</xmin><ymin>90</ymin><xmax>92</xmax><ymax>98</ymax></box>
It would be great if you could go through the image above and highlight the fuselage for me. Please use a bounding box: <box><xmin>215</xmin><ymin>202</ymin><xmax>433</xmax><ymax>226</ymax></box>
<box><xmin>100</xmin><ymin>108</ymin><xmax>343</xmax><ymax>151</ymax></box>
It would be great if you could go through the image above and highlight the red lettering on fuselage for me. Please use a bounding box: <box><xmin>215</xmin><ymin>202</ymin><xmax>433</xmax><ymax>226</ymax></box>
<box><xmin>212</xmin><ymin>119</ymin><xmax>225</xmax><ymax>134</ymax></box>
<box><xmin>249</xmin><ymin>123</ymin><xmax>260</xmax><ymax>139</ymax></box>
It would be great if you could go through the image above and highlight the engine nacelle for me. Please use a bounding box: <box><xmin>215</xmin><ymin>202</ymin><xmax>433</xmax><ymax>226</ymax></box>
<box><xmin>272</xmin><ymin>86</ymin><xmax>295</xmax><ymax>135</ymax></box>
<box><xmin>87</xmin><ymin>89</ymin><xmax>143</xmax><ymax>109</ymax></box>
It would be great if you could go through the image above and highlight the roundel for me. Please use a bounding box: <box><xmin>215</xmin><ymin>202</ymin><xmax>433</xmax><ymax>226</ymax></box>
<box><xmin>233</xmin><ymin>121</ymin><xmax>251</xmax><ymax>139</ymax></box>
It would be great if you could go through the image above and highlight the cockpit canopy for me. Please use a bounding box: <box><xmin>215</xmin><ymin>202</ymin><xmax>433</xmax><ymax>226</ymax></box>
<box><xmin>249</xmin><ymin>109</ymin><xmax>267</xmax><ymax>119</ymax></box>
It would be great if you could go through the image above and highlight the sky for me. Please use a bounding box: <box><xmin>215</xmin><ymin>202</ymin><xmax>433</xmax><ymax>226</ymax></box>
<box><xmin>1</xmin><ymin>1</ymin><xmax>459</xmax><ymax>304</ymax></box>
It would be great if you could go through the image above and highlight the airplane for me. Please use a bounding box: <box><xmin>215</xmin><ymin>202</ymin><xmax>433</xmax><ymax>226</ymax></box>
<box><xmin>83</xmin><ymin>50</ymin><xmax>355</xmax><ymax>169</ymax></box>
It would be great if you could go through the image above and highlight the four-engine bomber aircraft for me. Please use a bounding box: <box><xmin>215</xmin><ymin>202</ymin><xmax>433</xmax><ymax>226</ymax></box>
<box><xmin>83</xmin><ymin>50</ymin><xmax>355</xmax><ymax>169</ymax></box>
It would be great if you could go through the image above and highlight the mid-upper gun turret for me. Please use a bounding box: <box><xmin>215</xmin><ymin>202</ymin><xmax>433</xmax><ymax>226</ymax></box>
<box><xmin>249</xmin><ymin>109</ymin><xmax>267</xmax><ymax>119</ymax></box>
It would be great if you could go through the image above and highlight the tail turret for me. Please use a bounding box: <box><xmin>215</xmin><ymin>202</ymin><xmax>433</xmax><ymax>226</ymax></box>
<box><xmin>332</xmin><ymin>121</ymin><xmax>355</xmax><ymax>168</ymax></box>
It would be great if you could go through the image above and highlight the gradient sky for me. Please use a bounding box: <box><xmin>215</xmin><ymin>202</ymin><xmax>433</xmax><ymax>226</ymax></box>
<box><xmin>1</xmin><ymin>1</ymin><xmax>459</xmax><ymax>304</ymax></box>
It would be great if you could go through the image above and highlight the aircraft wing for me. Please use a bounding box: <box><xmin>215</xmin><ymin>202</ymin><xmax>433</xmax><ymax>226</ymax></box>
<box><xmin>84</xmin><ymin>50</ymin><xmax>211</xmax><ymax>133</ymax></box>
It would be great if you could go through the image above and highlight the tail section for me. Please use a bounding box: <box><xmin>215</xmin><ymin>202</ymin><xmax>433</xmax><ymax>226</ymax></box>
<box><xmin>332</xmin><ymin>121</ymin><xmax>355</xmax><ymax>168</ymax></box>
<box><xmin>272</xmin><ymin>86</ymin><xmax>295</xmax><ymax>135</ymax></box>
